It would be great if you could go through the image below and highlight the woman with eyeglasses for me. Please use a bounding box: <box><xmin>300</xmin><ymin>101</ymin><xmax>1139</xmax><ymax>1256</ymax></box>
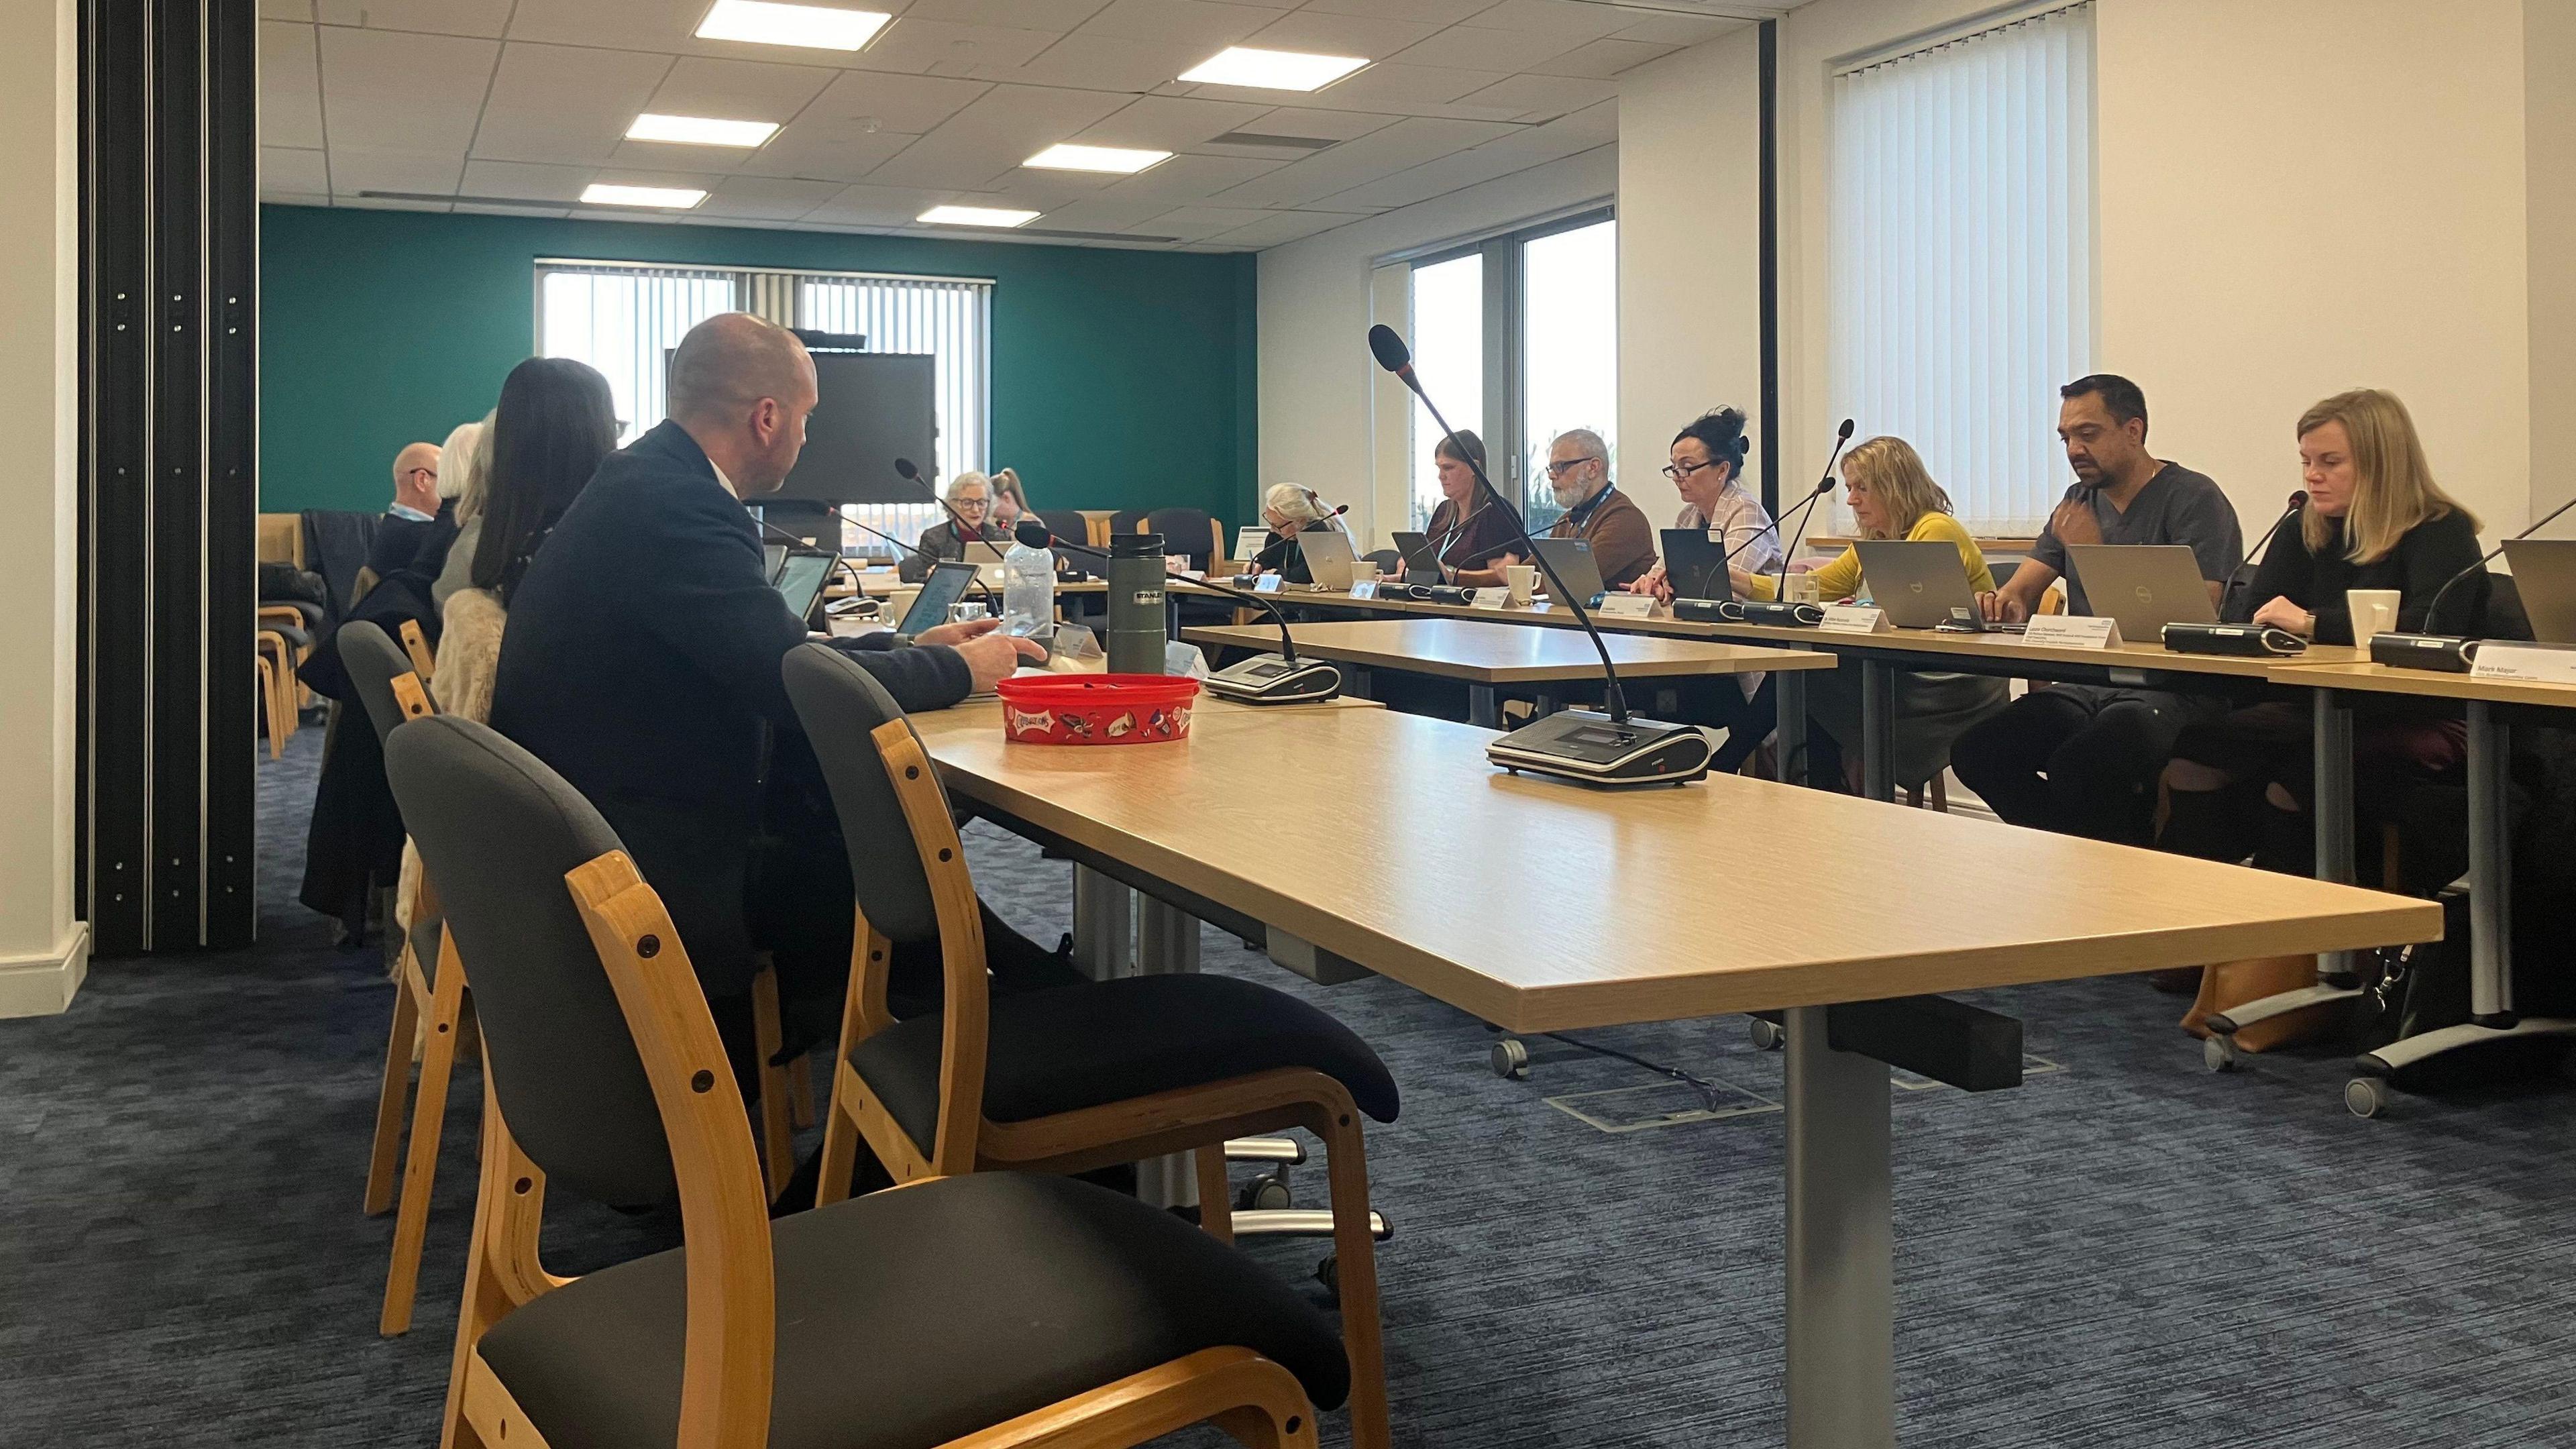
<box><xmin>1629</xmin><ymin>407</ymin><xmax>1780</xmax><ymax>602</ymax></box>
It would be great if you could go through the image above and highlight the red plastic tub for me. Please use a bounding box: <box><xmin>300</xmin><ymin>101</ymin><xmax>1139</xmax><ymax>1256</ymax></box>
<box><xmin>994</xmin><ymin>674</ymin><xmax>1199</xmax><ymax>745</ymax></box>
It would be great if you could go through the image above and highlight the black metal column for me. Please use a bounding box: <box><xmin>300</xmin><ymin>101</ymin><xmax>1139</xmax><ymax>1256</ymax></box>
<box><xmin>78</xmin><ymin>0</ymin><xmax>257</xmax><ymax>955</ymax></box>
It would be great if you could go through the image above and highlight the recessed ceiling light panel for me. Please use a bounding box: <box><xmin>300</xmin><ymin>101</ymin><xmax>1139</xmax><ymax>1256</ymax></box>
<box><xmin>694</xmin><ymin>0</ymin><xmax>891</xmax><ymax>52</ymax></box>
<box><xmin>626</xmin><ymin>113</ymin><xmax>780</xmax><ymax>147</ymax></box>
<box><xmin>1025</xmin><ymin>143</ymin><xmax>1173</xmax><ymax>174</ymax></box>
<box><xmin>918</xmin><ymin>205</ymin><xmax>1041</xmax><ymax>228</ymax></box>
<box><xmin>582</xmin><ymin>183</ymin><xmax>709</xmax><ymax>209</ymax></box>
<box><xmin>1179</xmin><ymin>46</ymin><xmax>1368</xmax><ymax>92</ymax></box>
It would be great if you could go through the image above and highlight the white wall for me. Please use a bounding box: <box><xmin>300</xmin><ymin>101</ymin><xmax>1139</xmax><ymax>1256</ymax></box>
<box><xmin>0</xmin><ymin>0</ymin><xmax>87</xmax><ymax>1016</ymax></box>
<box><xmin>1257</xmin><ymin>146</ymin><xmax>1618</xmax><ymax>548</ymax></box>
<box><xmin>1615</xmin><ymin>0</ymin><xmax>2551</xmax><ymax>552</ymax></box>
<box><xmin>2528</xmin><ymin>0</ymin><xmax>2576</xmax><ymax>535</ymax></box>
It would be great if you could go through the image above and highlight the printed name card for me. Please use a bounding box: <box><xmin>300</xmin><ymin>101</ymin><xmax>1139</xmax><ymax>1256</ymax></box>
<box><xmin>1595</xmin><ymin>593</ymin><xmax>1656</xmax><ymax>619</ymax></box>
<box><xmin>1470</xmin><ymin>588</ymin><xmax>1512</xmax><ymax>610</ymax></box>
<box><xmin>1819</xmin><ymin>604</ymin><xmax>1894</xmax><ymax>635</ymax></box>
<box><xmin>2021</xmin><ymin>614</ymin><xmax>2125</xmax><ymax>649</ymax></box>
<box><xmin>1348</xmin><ymin>580</ymin><xmax>1379</xmax><ymax>600</ymax></box>
<box><xmin>2471</xmin><ymin>642</ymin><xmax>2576</xmax><ymax>686</ymax></box>
<box><xmin>1252</xmin><ymin>574</ymin><xmax>1282</xmax><ymax>594</ymax></box>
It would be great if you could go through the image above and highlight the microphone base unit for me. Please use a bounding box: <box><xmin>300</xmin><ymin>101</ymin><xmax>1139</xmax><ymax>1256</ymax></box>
<box><xmin>1485</xmin><ymin>710</ymin><xmax>1715</xmax><ymax>788</ymax></box>
<box><xmin>1724</xmin><ymin>600</ymin><xmax>1827</xmax><ymax>627</ymax></box>
<box><xmin>2371</xmin><ymin>633</ymin><xmax>2478</xmax><ymax>672</ymax></box>
<box><xmin>2160</xmin><ymin>622</ymin><xmax>2308</xmax><ymax>657</ymax></box>
<box><xmin>1202</xmin><ymin>654</ymin><xmax>1345</xmax><ymax>706</ymax></box>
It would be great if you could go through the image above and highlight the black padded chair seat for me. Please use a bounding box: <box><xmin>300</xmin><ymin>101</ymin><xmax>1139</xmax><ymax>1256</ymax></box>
<box><xmin>478</xmin><ymin>1172</ymin><xmax>1349</xmax><ymax>1449</ymax></box>
<box><xmin>849</xmin><ymin>973</ymin><xmax>1399</xmax><ymax>1159</ymax></box>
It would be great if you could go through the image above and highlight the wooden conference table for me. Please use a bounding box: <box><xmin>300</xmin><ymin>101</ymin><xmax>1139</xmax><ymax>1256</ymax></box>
<box><xmin>904</xmin><ymin>694</ymin><xmax>2436</xmax><ymax>1446</ymax></box>
<box><xmin>1180</xmin><ymin>617</ymin><xmax>1831</xmax><ymax>727</ymax></box>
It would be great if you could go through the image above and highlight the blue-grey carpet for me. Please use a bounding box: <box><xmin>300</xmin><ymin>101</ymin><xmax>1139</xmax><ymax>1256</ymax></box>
<box><xmin>4</xmin><ymin>722</ymin><xmax>2574</xmax><ymax>1446</ymax></box>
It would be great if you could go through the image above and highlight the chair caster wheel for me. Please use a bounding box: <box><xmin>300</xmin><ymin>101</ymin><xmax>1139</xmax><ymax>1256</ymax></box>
<box><xmin>1491</xmin><ymin>1038</ymin><xmax>1531</xmax><ymax>1079</ymax></box>
<box><xmin>1316</xmin><ymin>1254</ymin><xmax>1339</xmax><ymax>1305</ymax></box>
<box><xmin>2344</xmin><ymin>1076</ymin><xmax>2388</xmax><ymax>1119</ymax></box>
<box><xmin>1238</xmin><ymin>1176</ymin><xmax>1291</xmax><ymax>1212</ymax></box>
<box><xmin>2204</xmin><ymin>1034</ymin><xmax>2239</xmax><ymax>1073</ymax></box>
<box><xmin>1748</xmin><ymin>1016</ymin><xmax>1785</xmax><ymax>1051</ymax></box>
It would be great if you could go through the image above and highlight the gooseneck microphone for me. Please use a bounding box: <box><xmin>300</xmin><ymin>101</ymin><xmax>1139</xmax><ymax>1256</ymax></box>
<box><xmin>1368</xmin><ymin>323</ymin><xmax>1714</xmax><ymax>787</ymax></box>
<box><xmin>1014</xmin><ymin>521</ymin><xmax>1342</xmax><ymax>704</ymax></box>
<box><xmin>837</xmin><ymin>513</ymin><xmax>1000</xmax><ymax>609</ymax></box>
<box><xmin>2418</xmin><ymin>489</ymin><xmax>2576</xmax><ymax>636</ymax></box>
<box><xmin>894</xmin><ymin>457</ymin><xmax>1004</xmax><ymax>557</ymax></box>
<box><xmin>1771</xmin><ymin>419</ymin><xmax>1854</xmax><ymax>601</ymax></box>
<box><xmin>2218</xmin><ymin>490</ymin><xmax>2308</xmax><ymax>623</ymax></box>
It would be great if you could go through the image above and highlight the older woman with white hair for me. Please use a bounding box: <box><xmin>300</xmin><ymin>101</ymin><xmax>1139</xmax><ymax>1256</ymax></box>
<box><xmin>1250</xmin><ymin>482</ymin><xmax>1346</xmax><ymax>584</ymax></box>
<box><xmin>900</xmin><ymin>468</ymin><xmax>1013</xmax><ymax>582</ymax></box>
<box><xmin>430</xmin><ymin>415</ymin><xmax>493</xmax><ymax>610</ymax></box>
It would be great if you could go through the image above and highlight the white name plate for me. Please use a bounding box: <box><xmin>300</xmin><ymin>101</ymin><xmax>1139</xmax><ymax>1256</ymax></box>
<box><xmin>1470</xmin><ymin>588</ymin><xmax>1511</xmax><ymax>610</ymax></box>
<box><xmin>1819</xmin><ymin>604</ymin><xmax>1894</xmax><ymax>635</ymax></box>
<box><xmin>2021</xmin><ymin>614</ymin><xmax>2125</xmax><ymax>649</ymax></box>
<box><xmin>2471</xmin><ymin>641</ymin><xmax>2576</xmax><ymax>685</ymax></box>
<box><xmin>1348</xmin><ymin>580</ymin><xmax>1379</xmax><ymax>600</ymax></box>
<box><xmin>1251</xmin><ymin>574</ymin><xmax>1281</xmax><ymax>594</ymax></box>
<box><xmin>1595</xmin><ymin>592</ymin><xmax>1656</xmax><ymax>619</ymax></box>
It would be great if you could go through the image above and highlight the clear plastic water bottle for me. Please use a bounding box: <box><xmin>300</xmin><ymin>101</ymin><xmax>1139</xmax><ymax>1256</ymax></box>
<box><xmin>1002</xmin><ymin>535</ymin><xmax>1056</xmax><ymax>637</ymax></box>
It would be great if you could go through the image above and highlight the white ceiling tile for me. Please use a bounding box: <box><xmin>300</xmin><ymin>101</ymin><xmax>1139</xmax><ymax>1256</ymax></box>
<box><xmin>1448</xmin><ymin>71</ymin><xmax>1614</xmax><ymax>121</ymax></box>
<box><xmin>262</xmin><ymin>146</ymin><xmax>331</xmax><ymax>193</ymax></box>
<box><xmin>800</xmin><ymin>69</ymin><xmax>992</xmax><ymax>135</ymax></box>
<box><xmin>1451</xmin><ymin>0</ymin><xmax>1631</xmax><ymax>42</ymax></box>
<box><xmin>1072</xmin><ymin>95</ymin><xmax>1273</xmax><ymax>150</ymax></box>
<box><xmin>586</xmin><ymin>164</ymin><xmax>740</xmax><ymax>189</ymax></box>
<box><xmin>1236</xmin><ymin>105</ymin><xmax>1403</xmax><ymax>142</ymax></box>
<box><xmin>1240</xmin><ymin>9</ymin><xmax>1440</xmax><ymax>59</ymax></box>
<box><xmin>1016</xmin><ymin>197</ymin><xmax>1195</xmax><ymax>232</ymax></box>
<box><xmin>1294</xmin><ymin>62</ymin><xmax>1505</xmax><ymax>109</ymax></box>
<box><xmin>701</xmin><ymin>174</ymin><xmax>847</xmax><ymax>219</ymax></box>
<box><xmin>1136</xmin><ymin>203</ymin><xmax>1275</xmax><ymax>239</ymax></box>
<box><xmin>973</xmin><ymin>32</ymin><xmax>1216</xmax><ymax>93</ymax></box>
<box><xmin>901</xmin><ymin>0</ymin><xmax>1115</xmax><ymax>26</ymax></box>
<box><xmin>804</xmin><ymin>182</ymin><xmax>969</xmax><ymax>225</ymax></box>
<box><xmin>1294</xmin><ymin>0</ymin><xmax>1494</xmax><ymax>22</ymax></box>
<box><xmin>1208</xmin><ymin>114</ymin><xmax>1513</xmax><ymax>207</ymax></box>
<box><xmin>264</xmin><ymin>190</ymin><xmax>335</xmax><ymax>206</ymax></box>
<box><xmin>316</xmin><ymin>0</ymin><xmax>516</xmax><ymax>38</ymax></box>
<box><xmin>731</xmin><ymin>122</ymin><xmax>918</xmax><ymax>181</ymax></box>
<box><xmin>644</xmin><ymin>56</ymin><xmax>837</xmax><ymax>123</ymax></box>
<box><xmin>865</xmin><ymin>83</ymin><xmax>1130</xmax><ymax>188</ymax></box>
<box><xmin>857</xmin><ymin>17</ymin><xmax>1064</xmax><ymax>78</ymax></box>
<box><xmin>1074</xmin><ymin>0</ymin><xmax>1286</xmax><ymax>48</ymax></box>
<box><xmin>472</xmin><ymin>43</ymin><xmax>672</xmax><ymax>164</ymax></box>
<box><xmin>328</xmin><ymin>146</ymin><xmax>468</xmax><ymax>195</ymax></box>
<box><xmin>1525</xmin><ymin>93</ymin><xmax>1616</xmax><ymax>147</ymax></box>
<box><xmin>604</xmin><ymin>138</ymin><xmax>758</xmax><ymax>170</ymax></box>
<box><xmin>454</xmin><ymin>202</ymin><xmax>572</xmax><ymax>217</ymax></box>
<box><xmin>259</xmin><ymin>0</ymin><xmax>314</xmax><ymax>18</ymax></box>
<box><xmin>460</xmin><ymin>158</ymin><xmax>598</xmax><ymax>201</ymax></box>
<box><xmin>1385</xmin><ymin>24</ymin><xmax>1574</xmax><ymax>73</ymax></box>
<box><xmin>1095</xmin><ymin>152</ymin><xmax>1287</xmax><ymax>202</ymax></box>
<box><xmin>260</xmin><ymin>21</ymin><xmax>325</xmax><ymax>150</ymax></box>
<box><xmin>500</xmin><ymin>0</ymin><xmax>708</xmax><ymax>50</ymax></box>
<box><xmin>1307</xmin><ymin>129</ymin><xmax>1572</xmax><ymax>210</ymax></box>
<box><xmin>320</xmin><ymin>28</ymin><xmax>497</xmax><ymax>152</ymax></box>
<box><xmin>339</xmin><ymin>193</ymin><xmax>453</xmax><ymax>211</ymax></box>
<box><xmin>1528</xmin><ymin>36</ymin><xmax>1678</xmax><ymax>78</ymax></box>
<box><xmin>1203</xmin><ymin>209</ymin><xmax>1365</xmax><ymax>248</ymax></box>
<box><xmin>1613</xmin><ymin>13</ymin><xmax>1748</xmax><ymax>46</ymax></box>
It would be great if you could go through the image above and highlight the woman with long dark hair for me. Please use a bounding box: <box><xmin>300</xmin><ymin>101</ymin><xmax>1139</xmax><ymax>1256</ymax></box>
<box><xmin>468</xmin><ymin>356</ymin><xmax>621</xmax><ymax>606</ymax></box>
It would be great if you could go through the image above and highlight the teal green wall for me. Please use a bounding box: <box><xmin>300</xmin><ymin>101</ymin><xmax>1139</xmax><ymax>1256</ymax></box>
<box><xmin>258</xmin><ymin>204</ymin><xmax>1257</xmax><ymax>524</ymax></box>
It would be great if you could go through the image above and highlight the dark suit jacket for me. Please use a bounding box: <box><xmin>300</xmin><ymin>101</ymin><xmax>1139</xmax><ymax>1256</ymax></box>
<box><xmin>899</xmin><ymin>519</ymin><xmax>1010</xmax><ymax>583</ymax></box>
<box><xmin>490</xmin><ymin>420</ymin><xmax>971</xmax><ymax>995</ymax></box>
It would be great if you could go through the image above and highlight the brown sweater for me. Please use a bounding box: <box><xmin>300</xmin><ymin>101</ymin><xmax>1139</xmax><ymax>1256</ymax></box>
<box><xmin>1549</xmin><ymin>486</ymin><xmax>1657</xmax><ymax>589</ymax></box>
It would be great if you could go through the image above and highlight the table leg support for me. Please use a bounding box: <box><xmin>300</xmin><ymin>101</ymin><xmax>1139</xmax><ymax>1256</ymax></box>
<box><xmin>2313</xmin><ymin>688</ymin><xmax>2357</xmax><ymax>984</ymax></box>
<box><xmin>1070</xmin><ymin>865</ymin><xmax>1132</xmax><ymax>983</ymax></box>
<box><xmin>1468</xmin><ymin>683</ymin><xmax>1499</xmax><ymax>730</ymax></box>
<box><xmin>1784</xmin><ymin>1005</ymin><xmax>1894</xmax><ymax>1449</ymax></box>
<box><xmin>1860</xmin><ymin>659</ymin><xmax>1896</xmax><ymax>802</ymax></box>
<box><xmin>1135</xmin><ymin>896</ymin><xmax>1202</xmax><ymax>1210</ymax></box>
<box><xmin>2467</xmin><ymin>700</ymin><xmax>2510</xmax><ymax>1020</ymax></box>
<box><xmin>1776</xmin><ymin>661</ymin><xmax>1809</xmax><ymax>788</ymax></box>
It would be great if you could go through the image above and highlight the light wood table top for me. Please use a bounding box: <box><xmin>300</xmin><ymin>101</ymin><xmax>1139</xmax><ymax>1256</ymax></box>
<box><xmin>906</xmin><ymin>702</ymin><xmax>2438</xmax><ymax>1032</ymax></box>
<box><xmin>1180</xmin><ymin>619</ymin><xmax>1831</xmax><ymax>684</ymax></box>
<box><xmin>2262</xmin><ymin>660</ymin><xmax>2576</xmax><ymax>708</ymax></box>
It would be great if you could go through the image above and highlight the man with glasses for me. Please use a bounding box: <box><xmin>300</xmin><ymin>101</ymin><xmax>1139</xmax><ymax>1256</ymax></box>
<box><xmin>1532</xmin><ymin>427</ymin><xmax>1656</xmax><ymax>590</ymax></box>
<box><xmin>899</xmin><ymin>468</ymin><xmax>1012</xmax><ymax>582</ymax></box>
<box><xmin>366</xmin><ymin>439</ymin><xmax>451</xmax><ymax>580</ymax></box>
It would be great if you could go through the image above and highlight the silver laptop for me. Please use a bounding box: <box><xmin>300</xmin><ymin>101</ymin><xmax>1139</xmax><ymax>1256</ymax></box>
<box><xmin>1293</xmin><ymin>527</ymin><xmax>1360</xmax><ymax>589</ymax></box>
<box><xmin>2503</xmin><ymin>539</ymin><xmax>2576</xmax><ymax>643</ymax></box>
<box><xmin>1854</xmin><ymin>539</ymin><xmax>1981</xmax><ymax>628</ymax></box>
<box><xmin>2063</xmin><ymin>543</ymin><xmax>2218</xmax><ymax>638</ymax></box>
<box><xmin>1529</xmin><ymin>537</ymin><xmax>1607</xmax><ymax>604</ymax></box>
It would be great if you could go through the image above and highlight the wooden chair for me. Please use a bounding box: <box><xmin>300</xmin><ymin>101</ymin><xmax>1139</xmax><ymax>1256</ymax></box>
<box><xmin>256</xmin><ymin>651</ymin><xmax>287</xmax><ymax>758</ymax></box>
<box><xmin>384</xmin><ymin>713</ymin><xmax>1346</xmax><ymax>1449</ymax></box>
<box><xmin>781</xmin><ymin>645</ymin><xmax>1399</xmax><ymax>1449</ymax></box>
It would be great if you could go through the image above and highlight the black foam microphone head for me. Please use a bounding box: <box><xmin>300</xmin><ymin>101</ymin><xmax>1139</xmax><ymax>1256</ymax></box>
<box><xmin>2288</xmin><ymin>490</ymin><xmax>2308</xmax><ymax>509</ymax></box>
<box><xmin>1367</xmin><ymin>324</ymin><xmax>1412</xmax><ymax>374</ymax></box>
<box><xmin>894</xmin><ymin>457</ymin><xmax>920</xmax><ymax>482</ymax></box>
<box><xmin>1014</xmin><ymin>519</ymin><xmax>1052</xmax><ymax>549</ymax></box>
<box><xmin>1836</xmin><ymin>417</ymin><xmax>1856</xmax><ymax>441</ymax></box>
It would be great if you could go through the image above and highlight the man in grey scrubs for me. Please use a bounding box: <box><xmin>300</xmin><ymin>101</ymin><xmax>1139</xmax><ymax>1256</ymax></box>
<box><xmin>1952</xmin><ymin>375</ymin><xmax>2245</xmax><ymax>846</ymax></box>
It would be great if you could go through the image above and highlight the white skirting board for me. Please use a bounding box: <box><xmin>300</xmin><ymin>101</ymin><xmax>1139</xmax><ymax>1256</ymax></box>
<box><xmin>0</xmin><ymin>924</ymin><xmax>91</xmax><ymax>1018</ymax></box>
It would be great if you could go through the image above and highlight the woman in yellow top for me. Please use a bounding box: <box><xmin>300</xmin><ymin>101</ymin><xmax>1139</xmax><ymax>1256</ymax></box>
<box><xmin>1730</xmin><ymin>435</ymin><xmax>2006</xmax><ymax>792</ymax></box>
<box><xmin>1729</xmin><ymin>434</ymin><xmax>1993</xmax><ymax>601</ymax></box>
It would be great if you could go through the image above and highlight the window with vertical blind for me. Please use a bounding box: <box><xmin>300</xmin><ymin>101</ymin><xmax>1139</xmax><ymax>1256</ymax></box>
<box><xmin>533</xmin><ymin>260</ymin><xmax>994</xmax><ymax>555</ymax></box>
<box><xmin>1829</xmin><ymin>2</ymin><xmax>2095</xmax><ymax>535</ymax></box>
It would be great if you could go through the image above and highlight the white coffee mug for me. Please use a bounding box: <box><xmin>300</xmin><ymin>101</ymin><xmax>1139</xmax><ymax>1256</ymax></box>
<box><xmin>1505</xmin><ymin>564</ymin><xmax>1538</xmax><ymax>606</ymax></box>
<box><xmin>2346</xmin><ymin>588</ymin><xmax>2401</xmax><ymax>642</ymax></box>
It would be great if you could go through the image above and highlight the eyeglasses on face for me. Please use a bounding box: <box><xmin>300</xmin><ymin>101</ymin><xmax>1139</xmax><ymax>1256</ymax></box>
<box><xmin>1661</xmin><ymin>458</ymin><xmax>1724</xmax><ymax>482</ymax></box>
<box><xmin>406</xmin><ymin>467</ymin><xmax>438</xmax><ymax>482</ymax></box>
<box><xmin>1543</xmin><ymin>455</ymin><xmax>1601</xmax><ymax>478</ymax></box>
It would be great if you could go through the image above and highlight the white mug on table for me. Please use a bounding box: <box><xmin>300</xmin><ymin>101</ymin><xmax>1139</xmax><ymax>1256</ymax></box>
<box><xmin>2346</xmin><ymin>588</ymin><xmax>2400</xmax><ymax>642</ymax></box>
<box><xmin>1505</xmin><ymin>564</ymin><xmax>1538</xmax><ymax>606</ymax></box>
